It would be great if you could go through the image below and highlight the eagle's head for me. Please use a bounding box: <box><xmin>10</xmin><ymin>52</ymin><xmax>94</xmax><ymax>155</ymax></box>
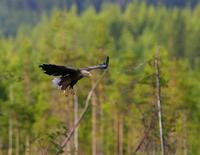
<box><xmin>81</xmin><ymin>70</ymin><xmax>92</xmax><ymax>77</ymax></box>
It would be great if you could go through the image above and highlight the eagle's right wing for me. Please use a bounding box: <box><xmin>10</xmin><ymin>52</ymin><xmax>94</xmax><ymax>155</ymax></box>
<box><xmin>81</xmin><ymin>56</ymin><xmax>109</xmax><ymax>71</ymax></box>
<box><xmin>39</xmin><ymin>64</ymin><xmax>79</xmax><ymax>76</ymax></box>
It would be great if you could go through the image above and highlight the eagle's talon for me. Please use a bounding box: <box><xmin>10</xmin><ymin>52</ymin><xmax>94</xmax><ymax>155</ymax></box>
<box><xmin>63</xmin><ymin>90</ymin><xmax>68</xmax><ymax>96</ymax></box>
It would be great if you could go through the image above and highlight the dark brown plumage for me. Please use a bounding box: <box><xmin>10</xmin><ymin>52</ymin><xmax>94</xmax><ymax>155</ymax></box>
<box><xmin>39</xmin><ymin>56</ymin><xmax>109</xmax><ymax>91</ymax></box>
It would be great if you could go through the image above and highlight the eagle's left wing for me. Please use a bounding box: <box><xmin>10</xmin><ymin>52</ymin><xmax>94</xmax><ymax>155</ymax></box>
<box><xmin>39</xmin><ymin>64</ymin><xmax>79</xmax><ymax>76</ymax></box>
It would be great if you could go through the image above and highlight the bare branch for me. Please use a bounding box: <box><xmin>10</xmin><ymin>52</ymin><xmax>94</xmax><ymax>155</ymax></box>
<box><xmin>56</xmin><ymin>70</ymin><xmax>108</xmax><ymax>155</ymax></box>
<box><xmin>133</xmin><ymin>111</ymin><xmax>156</xmax><ymax>153</ymax></box>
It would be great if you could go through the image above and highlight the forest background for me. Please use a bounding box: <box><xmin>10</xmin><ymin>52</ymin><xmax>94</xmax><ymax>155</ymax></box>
<box><xmin>0</xmin><ymin>0</ymin><xmax>200</xmax><ymax>154</ymax></box>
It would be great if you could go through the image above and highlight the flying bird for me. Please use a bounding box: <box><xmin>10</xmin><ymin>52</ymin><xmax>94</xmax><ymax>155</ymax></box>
<box><xmin>39</xmin><ymin>56</ymin><xmax>109</xmax><ymax>94</ymax></box>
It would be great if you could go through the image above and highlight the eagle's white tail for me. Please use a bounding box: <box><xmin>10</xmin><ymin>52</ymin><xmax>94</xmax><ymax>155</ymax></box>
<box><xmin>52</xmin><ymin>78</ymin><xmax>61</xmax><ymax>89</ymax></box>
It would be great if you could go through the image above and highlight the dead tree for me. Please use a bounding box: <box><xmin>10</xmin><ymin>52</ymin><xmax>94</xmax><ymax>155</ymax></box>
<box><xmin>55</xmin><ymin>70</ymin><xmax>108</xmax><ymax>155</ymax></box>
<box><xmin>155</xmin><ymin>47</ymin><xmax>165</xmax><ymax>155</ymax></box>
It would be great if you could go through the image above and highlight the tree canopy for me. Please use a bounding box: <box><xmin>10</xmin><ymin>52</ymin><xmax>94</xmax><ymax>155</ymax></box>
<box><xmin>0</xmin><ymin>2</ymin><xmax>200</xmax><ymax>154</ymax></box>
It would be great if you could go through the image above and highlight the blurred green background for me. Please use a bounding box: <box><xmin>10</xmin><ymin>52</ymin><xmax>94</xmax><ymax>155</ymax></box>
<box><xmin>0</xmin><ymin>0</ymin><xmax>200</xmax><ymax>154</ymax></box>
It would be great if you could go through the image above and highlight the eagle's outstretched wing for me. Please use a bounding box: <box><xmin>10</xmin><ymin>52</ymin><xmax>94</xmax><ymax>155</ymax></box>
<box><xmin>39</xmin><ymin>64</ymin><xmax>79</xmax><ymax>76</ymax></box>
<box><xmin>39</xmin><ymin>56</ymin><xmax>109</xmax><ymax>91</ymax></box>
<box><xmin>81</xmin><ymin>56</ymin><xmax>109</xmax><ymax>71</ymax></box>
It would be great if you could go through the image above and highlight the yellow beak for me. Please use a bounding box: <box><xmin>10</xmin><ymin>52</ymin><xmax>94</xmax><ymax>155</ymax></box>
<box><xmin>89</xmin><ymin>73</ymin><xmax>92</xmax><ymax>77</ymax></box>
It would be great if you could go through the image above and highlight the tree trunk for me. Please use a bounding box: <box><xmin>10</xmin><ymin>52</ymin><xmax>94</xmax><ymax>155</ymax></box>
<box><xmin>74</xmin><ymin>88</ymin><xmax>79</xmax><ymax>155</ymax></box>
<box><xmin>98</xmin><ymin>47</ymin><xmax>105</xmax><ymax>155</ymax></box>
<box><xmin>0</xmin><ymin>138</ymin><xmax>3</xmax><ymax>155</ymax></box>
<box><xmin>24</xmin><ymin>57</ymin><xmax>31</xmax><ymax>155</ymax></box>
<box><xmin>0</xmin><ymin>138</ymin><xmax>2</xmax><ymax>154</ymax></box>
<box><xmin>119</xmin><ymin>115</ymin><xmax>124</xmax><ymax>155</ymax></box>
<box><xmin>25</xmin><ymin>135</ymin><xmax>30</xmax><ymax>155</ymax></box>
<box><xmin>115</xmin><ymin>113</ymin><xmax>118</xmax><ymax>155</ymax></box>
<box><xmin>155</xmin><ymin>47</ymin><xmax>165</xmax><ymax>155</ymax></box>
<box><xmin>65</xmin><ymin>96</ymin><xmax>73</xmax><ymax>155</ymax></box>
<box><xmin>98</xmin><ymin>84</ymin><xmax>104</xmax><ymax>155</ymax></box>
<box><xmin>115</xmin><ymin>113</ymin><xmax>124</xmax><ymax>155</ymax></box>
<box><xmin>127</xmin><ymin>128</ymin><xmax>131</xmax><ymax>155</ymax></box>
<box><xmin>8</xmin><ymin>119</ymin><xmax>13</xmax><ymax>155</ymax></box>
<box><xmin>183</xmin><ymin>112</ymin><xmax>187</xmax><ymax>155</ymax></box>
<box><xmin>92</xmin><ymin>84</ymin><xmax>97</xmax><ymax>155</ymax></box>
<box><xmin>8</xmin><ymin>86</ymin><xmax>13</xmax><ymax>155</ymax></box>
<box><xmin>15</xmin><ymin>121</ymin><xmax>19</xmax><ymax>155</ymax></box>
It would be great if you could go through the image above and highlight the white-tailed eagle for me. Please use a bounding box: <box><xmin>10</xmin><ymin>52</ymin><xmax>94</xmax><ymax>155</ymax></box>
<box><xmin>39</xmin><ymin>56</ymin><xmax>109</xmax><ymax>92</ymax></box>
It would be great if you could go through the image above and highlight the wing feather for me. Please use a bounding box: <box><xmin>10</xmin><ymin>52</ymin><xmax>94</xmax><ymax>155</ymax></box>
<box><xmin>39</xmin><ymin>64</ymin><xmax>79</xmax><ymax>76</ymax></box>
<box><xmin>81</xmin><ymin>56</ymin><xmax>109</xmax><ymax>71</ymax></box>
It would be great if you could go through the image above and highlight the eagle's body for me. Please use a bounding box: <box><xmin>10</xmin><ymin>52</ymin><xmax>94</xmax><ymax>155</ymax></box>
<box><xmin>39</xmin><ymin>56</ymin><xmax>109</xmax><ymax>91</ymax></box>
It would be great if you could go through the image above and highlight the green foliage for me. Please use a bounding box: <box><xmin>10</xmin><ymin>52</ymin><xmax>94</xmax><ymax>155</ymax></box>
<box><xmin>0</xmin><ymin>2</ymin><xmax>200</xmax><ymax>154</ymax></box>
